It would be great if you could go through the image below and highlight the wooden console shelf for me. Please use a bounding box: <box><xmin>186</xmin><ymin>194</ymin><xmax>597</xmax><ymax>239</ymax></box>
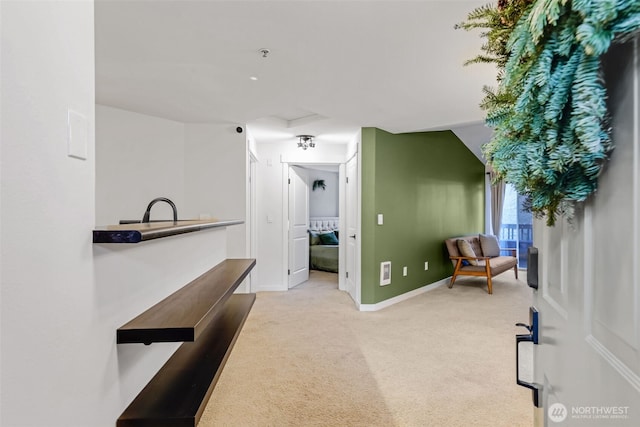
<box><xmin>117</xmin><ymin>293</ymin><xmax>256</xmax><ymax>427</ymax></box>
<box><xmin>118</xmin><ymin>258</ymin><xmax>256</xmax><ymax>344</ymax></box>
<box><xmin>93</xmin><ymin>219</ymin><xmax>243</xmax><ymax>243</ymax></box>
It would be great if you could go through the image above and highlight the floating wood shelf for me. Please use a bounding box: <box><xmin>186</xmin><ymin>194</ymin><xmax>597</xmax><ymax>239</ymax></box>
<box><xmin>117</xmin><ymin>258</ymin><xmax>256</xmax><ymax>344</ymax></box>
<box><xmin>93</xmin><ymin>219</ymin><xmax>243</xmax><ymax>243</ymax></box>
<box><xmin>117</xmin><ymin>293</ymin><xmax>256</xmax><ymax>427</ymax></box>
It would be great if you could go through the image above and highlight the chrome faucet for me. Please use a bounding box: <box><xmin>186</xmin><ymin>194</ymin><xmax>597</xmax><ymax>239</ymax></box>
<box><xmin>142</xmin><ymin>197</ymin><xmax>178</xmax><ymax>223</ymax></box>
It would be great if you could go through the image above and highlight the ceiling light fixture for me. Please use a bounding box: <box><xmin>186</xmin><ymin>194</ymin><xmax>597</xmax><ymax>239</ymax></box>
<box><xmin>296</xmin><ymin>135</ymin><xmax>315</xmax><ymax>150</ymax></box>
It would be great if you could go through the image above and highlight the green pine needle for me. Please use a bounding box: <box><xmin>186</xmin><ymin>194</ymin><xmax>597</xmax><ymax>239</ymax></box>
<box><xmin>459</xmin><ymin>0</ymin><xmax>640</xmax><ymax>225</ymax></box>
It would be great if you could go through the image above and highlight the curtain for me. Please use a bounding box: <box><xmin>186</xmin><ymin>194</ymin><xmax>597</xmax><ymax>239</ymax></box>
<box><xmin>489</xmin><ymin>167</ymin><xmax>506</xmax><ymax>239</ymax></box>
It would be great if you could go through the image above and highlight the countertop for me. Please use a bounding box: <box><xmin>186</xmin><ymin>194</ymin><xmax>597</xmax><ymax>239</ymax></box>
<box><xmin>93</xmin><ymin>219</ymin><xmax>243</xmax><ymax>243</ymax></box>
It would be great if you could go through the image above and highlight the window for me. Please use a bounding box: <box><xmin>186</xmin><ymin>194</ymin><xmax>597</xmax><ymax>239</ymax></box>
<box><xmin>499</xmin><ymin>184</ymin><xmax>532</xmax><ymax>268</ymax></box>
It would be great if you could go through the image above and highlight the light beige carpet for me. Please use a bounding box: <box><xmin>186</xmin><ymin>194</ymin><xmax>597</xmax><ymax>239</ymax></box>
<box><xmin>200</xmin><ymin>271</ymin><xmax>534</xmax><ymax>427</ymax></box>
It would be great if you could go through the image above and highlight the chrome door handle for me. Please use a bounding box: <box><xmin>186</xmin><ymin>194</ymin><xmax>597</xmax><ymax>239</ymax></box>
<box><xmin>516</xmin><ymin>306</ymin><xmax>542</xmax><ymax>408</ymax></box>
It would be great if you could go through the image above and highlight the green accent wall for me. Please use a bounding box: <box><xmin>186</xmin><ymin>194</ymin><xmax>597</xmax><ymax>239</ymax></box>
<box><xmin>361</xmin><ymin>128</ymin><xmax>485</xmax><ymax>304</ymax></box>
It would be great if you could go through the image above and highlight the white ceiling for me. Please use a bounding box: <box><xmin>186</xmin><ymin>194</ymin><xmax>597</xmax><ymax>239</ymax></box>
<box><xmin>95</xmin><ymin>0</ymin><xmax>495</xmax><ymax>157</ymax></box>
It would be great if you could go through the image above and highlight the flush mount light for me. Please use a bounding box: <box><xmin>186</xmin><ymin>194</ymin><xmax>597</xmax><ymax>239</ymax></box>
<box><xmin>249</xmin><ymin>76</ymin><xmax>258</xmax><ymax>81</ymax></box>
<box><xmin>296</xmin><ymin>135</ymin><xmax>315</xmax><ymax>150</ymax></box>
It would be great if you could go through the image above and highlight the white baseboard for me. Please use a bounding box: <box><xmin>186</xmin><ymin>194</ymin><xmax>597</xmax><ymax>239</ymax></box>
<box><xmin>358</xmin><ymin>277</ymin><xmax>451</xmax><ymax>312</ymax></box>
<box><xmin>255</xmin><ymin>285</ymin><xmax>287</xmax><ymax>292</ymax></box>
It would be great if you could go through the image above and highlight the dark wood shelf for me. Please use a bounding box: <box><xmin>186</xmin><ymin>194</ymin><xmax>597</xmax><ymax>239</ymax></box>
<box><xmin>117</xmin><ymin>259</ymin><xmax>256</xmax><ymax>344</ymax></box>
<box><xmin>93</xmin><ymin>219</ymin><xmax>243</xmax><ymax>243</ymax></box>
<box><xmin>117</xmin><ymin>293</ymin><xmax>256</xmax><ymax>427</ymax></box>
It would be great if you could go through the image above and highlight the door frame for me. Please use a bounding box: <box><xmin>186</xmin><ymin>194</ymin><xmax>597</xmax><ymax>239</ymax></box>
<box><xmin>345</xmin><ymin>151</ymin><xmax>361</xmax><ymax>305</ymax></box>
<box><xmin>286</xmin><ymin>165</ymin><xmax>311</xmax><ymax>288</ymax></box>
<box><xmin>281</xmin><ymin>159</ymin><xmax>351</xmax><ymax>293</ymax></box>
<box><xmin>247</xmin><ymin>151</ymin><xmax>258</xmax><ymax>292</ymax></box>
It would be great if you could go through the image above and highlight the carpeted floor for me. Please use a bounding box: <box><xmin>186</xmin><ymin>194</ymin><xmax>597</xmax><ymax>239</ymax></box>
<box><xmin>200</xmin><ymin>270</ymin><xmax>534</xmax><ymax>427</ymax></box>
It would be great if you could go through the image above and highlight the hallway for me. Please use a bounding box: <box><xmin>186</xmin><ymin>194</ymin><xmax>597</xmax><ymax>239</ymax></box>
<box><xmin>202</xmin><ymin>273</ymin><xmax>532</xmax><ymax>426</ymax></box>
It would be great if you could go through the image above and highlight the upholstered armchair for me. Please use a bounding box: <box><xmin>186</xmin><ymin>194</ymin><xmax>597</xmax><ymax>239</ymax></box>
<box><xmin>444</xmin><ymin>234</ymin><xmax>518</xmax><ymax>294</ymax></box>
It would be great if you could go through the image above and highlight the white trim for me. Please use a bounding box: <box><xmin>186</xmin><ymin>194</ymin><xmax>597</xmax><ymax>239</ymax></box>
<box><xmin>355</xmin><ymin>136</ymin><xmax>362</xmax><ymax>305</ymax></box>
<box><xmin>633</xmin><ymin>35</ymin><xmax>640</xmax><ymax>350</ymax></box>
<box><xmin>586</xmin><ymin>334</ymin><xmax>640</xmax><ymax>393</ymax></box>
<box><xmin>583</xmin><ymin>204</ymin><xmax>594</xmax><ymax>334</ymax></box>
<box><xmin>247</xmin><ymin>152</ymin><xmax>258</xmax><ymax>292</ymax></box>
<box><xmin>338</xmin><ymin>164</ymin><xmax>346</xmax><ymax>292</ymax></box>
<box><xmin>358</xmin><ymin>278</ymin><xmax>449</xmax><ymax>312</ymax></box>
<box><xmin>255</xmin><ymin>284</ymin><xmax>289</xmax><ymax>292</ymax></box>
<box><xmin>541</xmin><ymin>219</ymin><xmax>569</xmax><ymax>320</ymax></box>
<box><xmin>282</xmin><ymin>163</ymin><xmax>290</xmax><ymax>288</ymax></box>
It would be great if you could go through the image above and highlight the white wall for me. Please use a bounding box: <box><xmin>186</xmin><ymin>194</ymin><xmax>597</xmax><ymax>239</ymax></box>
<box><xmin>96</xmin><ymin>105</ymin><xmax>185</xmax><ymax>225</ymax></box>
<box><xmin>309</xmin><ymin>169</ymin><xmax>339</xmax><ymax>217</ymax></box>
<box><xmin>247</xmin><ymin>132</ymin><xmax>258</xmax><ymax>160</ymax></box>
<box><xmin>256</xmin><ymin>141</ymin><xmax>347</xmax><ymax>291</ymax></box>
<box><xmin>1</xmin><ymin>1</ymin><xmax>97</xmax><ymax>424</ymax></box>
<box><xmin>183</xmin><ymin>124</ymin><xmax>247</xmax><ymax>258</ymax></box>
<box><xmin>0</xmin><ymin>4</ymin><xmax>234</xmax><ymax>426</ymax></box>
<box><xmin>1</xmin><ymin>1</ymin><xmax>4</xmax><ymax>419</ymax></box>
<box><xmin>346</xmin><ymin>130</ymin><xmax>360</xmax><ymax>160</ymax></box>
<box><xmin>96</xmin><ymin>109</ymin><xmax>247</xmax><ymax>258</ymax></box>
<box><xmin>93</xmin><ymin>229</ymin><xmax>227</xmax><ymax>425</ymax></box>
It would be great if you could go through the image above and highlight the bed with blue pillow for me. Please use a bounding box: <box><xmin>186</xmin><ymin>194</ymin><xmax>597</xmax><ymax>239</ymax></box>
<box><xmin>309</xmin><ymin>217</ymin><xmax>339</xmax><ymax>273</ymax></box>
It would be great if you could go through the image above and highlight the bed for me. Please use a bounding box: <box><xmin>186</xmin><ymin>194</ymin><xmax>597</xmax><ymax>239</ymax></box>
<box><xmin>309</xmin><ymin>217</ymin><xmax>339</xmax><ymax>273</ymax></box>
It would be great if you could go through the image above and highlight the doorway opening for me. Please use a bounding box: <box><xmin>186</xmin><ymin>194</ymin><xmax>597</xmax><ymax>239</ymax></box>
<box><xmin>283</xmin><ymin>151</ymin><xmax>359</xmax><ymax>306</ymax></box>
<box><xmin>288</xmin><ymin>164</ymin><xmax>341</xmax><ymax>290</ymax></box>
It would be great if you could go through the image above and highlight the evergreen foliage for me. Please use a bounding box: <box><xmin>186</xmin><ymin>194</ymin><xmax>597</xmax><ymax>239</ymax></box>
<box><xmin>459</xmin><ymin>1</ymin><xmax>640</xmax><ymax>225</ymax></box>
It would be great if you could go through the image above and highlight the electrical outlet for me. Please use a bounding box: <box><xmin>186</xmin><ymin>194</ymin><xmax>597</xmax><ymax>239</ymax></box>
<box><xmin>425</xmin><ymin>261</ymin><xmax>429</xmax><ymax>270</ymax></box>
<box><xmin>403</xmin><ymin>266</ymin><xmax>408</xmax><ymax>276</ymax></box>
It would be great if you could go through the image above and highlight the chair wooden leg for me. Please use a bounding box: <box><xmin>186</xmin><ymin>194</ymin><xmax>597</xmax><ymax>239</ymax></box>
<box><xmin>449</xmin><ymin>274</ymin><xmax>457</xmax><ymax>288</ymax></box>
<box><xmin>514</xmin><ymin>264</ymin><xmax>519</xmax><ymax>280</ymax></box>
<box><xmin>449</xmin><ymin>260</ymin><xmax>462</xmax><ymax>288</ymax></box>
<box><xmin>486</xmin><ymin>261</ymin><xmax>493</xmax><ymax>294</ymax></box>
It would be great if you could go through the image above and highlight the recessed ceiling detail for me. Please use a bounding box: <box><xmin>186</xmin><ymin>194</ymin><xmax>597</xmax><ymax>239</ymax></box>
<box><xmin>285</xmin><ymin>114</ymin><xmax>327</xmax><ymax>129</ymax></box>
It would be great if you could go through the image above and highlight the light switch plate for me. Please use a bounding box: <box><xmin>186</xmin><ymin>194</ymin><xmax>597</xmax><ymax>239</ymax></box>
<box><xmin>377</xmin><ymin>214</ymin><xmax>384</xmax><ymax>225</ymax></box>
<box><xmin>68</xmin><ymin>109</ymin><xmax>88</xmax><ymax>160</ymax></box>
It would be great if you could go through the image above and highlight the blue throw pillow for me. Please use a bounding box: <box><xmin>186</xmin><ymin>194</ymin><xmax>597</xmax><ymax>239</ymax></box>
<box><xmin>319</xmin><ymin>231</ymin><xmax>339</xmax><ymax>245</ymax></box>
<box><xmin>309</xmin><ymin>231</ymin><xmax>321</xmax><ymax>245</ymax></box>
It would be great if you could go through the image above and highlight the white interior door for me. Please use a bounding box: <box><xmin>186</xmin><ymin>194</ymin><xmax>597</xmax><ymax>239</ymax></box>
<box><xmin>531</xmin><ymin>38</ymin><xmax>640</xmax><ymax>426</ymax></box>
<box><xmin>288</xmin><ymin>165</ymin><xmax>309</xmax><ymax>288</ymax></box>
<box><xmin>345</xmin><ymin>155</ymin><xmax>358</xmax><ymax>304</ymax></box>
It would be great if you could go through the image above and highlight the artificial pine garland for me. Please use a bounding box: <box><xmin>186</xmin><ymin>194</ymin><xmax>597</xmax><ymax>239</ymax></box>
<box><xmin>459</xmin><ymin>0</ymin><xmax>640</xmax><ymax>225</ymax></box>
